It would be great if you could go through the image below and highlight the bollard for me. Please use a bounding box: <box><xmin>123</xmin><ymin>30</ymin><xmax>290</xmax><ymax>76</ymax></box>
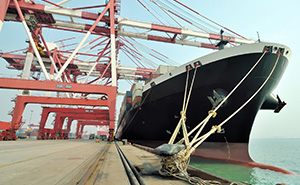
<box><xmin>122</xmin><ymin>139</ymin><xmax>128</xmax><ymax>145</ymax></box>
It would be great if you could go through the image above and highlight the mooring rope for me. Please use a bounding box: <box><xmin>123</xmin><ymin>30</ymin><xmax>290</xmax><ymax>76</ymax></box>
<box><xmin>159</xmin><ymin>48</ymin><xmax>282</xmax><ymax>185</ymax></box>
<box><xmin>191</xmin><ymin>51</ymin><xmax>281</xmax><ymax>150</ymax></box>
<box><xmin>169</xmin><ymin>66</ymin><xmax>198</xmax><ymax>146</ymax></box>
<box><xmin>187</xmin><ymin>49</ymin><xmax>268</xmax><ymax>147</ymax></box>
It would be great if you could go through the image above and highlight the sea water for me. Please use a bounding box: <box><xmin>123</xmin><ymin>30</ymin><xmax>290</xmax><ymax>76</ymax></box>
<box><xmin>190</xmin><ymin>138</ymin><xmax>300</xmax><ymax>185</ymax></box>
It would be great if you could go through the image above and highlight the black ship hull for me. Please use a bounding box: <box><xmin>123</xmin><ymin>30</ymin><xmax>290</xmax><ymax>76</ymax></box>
<box><xmin>116</xmin><ymin>42</ymin><xmax>291</xmax><ymax>168</ymax></box>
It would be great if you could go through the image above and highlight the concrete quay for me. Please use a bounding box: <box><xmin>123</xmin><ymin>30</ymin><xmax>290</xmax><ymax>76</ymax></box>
<box><xmin>0</xmin><ymin>139</ymin><xmax>237</xmax><ymax>185</ymax></box>
<box><xmin>0</xmin><ymin>140</ymin><xmax>106</xmax><ymax>185</ymax></box>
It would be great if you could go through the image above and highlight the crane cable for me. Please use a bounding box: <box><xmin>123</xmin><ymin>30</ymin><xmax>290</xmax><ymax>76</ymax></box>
<box><xmin>151</xmin><ymin>0</ymin><xmax>183</xmax><ymax>28</ymax></box>
<box><xmin>173</xmin><ymin>0</ymin><xmax>248</xmax><ymax>40</ymax></box>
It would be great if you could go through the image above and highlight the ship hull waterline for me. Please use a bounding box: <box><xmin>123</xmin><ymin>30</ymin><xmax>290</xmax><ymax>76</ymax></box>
<box><xmin>116</xmin><ymin>42</ymin><xmax>295</xmax><ymax>174</ymax></box>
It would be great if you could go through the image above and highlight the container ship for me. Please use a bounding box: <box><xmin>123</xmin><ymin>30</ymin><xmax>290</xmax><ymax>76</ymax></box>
<box><xmin>115</xmin><ymin>42</ymin><xmax>291</xmax><ymax>167</ymax></box>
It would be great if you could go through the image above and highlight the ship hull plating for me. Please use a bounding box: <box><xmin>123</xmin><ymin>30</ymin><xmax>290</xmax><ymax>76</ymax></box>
<box><xmin>116</xmin><ymin>43</ymin><xmax>290</xmax><ymax>163</ymax></box>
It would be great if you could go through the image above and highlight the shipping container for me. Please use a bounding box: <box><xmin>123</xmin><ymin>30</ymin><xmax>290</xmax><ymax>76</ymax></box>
<box><xmin>154</xmin><ymin>65</ymin><xmax>176</xmax><ymax>74</ymax></box>
<box><xmin>132</xmin><ymin>83</ymin><xmax>143</xmax><ymax>102</ymax></box>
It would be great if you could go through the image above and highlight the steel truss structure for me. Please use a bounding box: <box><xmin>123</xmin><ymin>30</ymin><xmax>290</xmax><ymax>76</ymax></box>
<box><xmin>0</xmin><ymin>0</ymin><xmax>251</xmax><ymax>140</ymax></box>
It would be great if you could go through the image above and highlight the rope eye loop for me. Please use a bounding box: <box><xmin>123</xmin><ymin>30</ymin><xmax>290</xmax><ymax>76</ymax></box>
<box><xmin>208</xmin><ymin>110</ymin><xmax>217</xmax><ymax>118</ymax></box>
<box><xmin>212</xmin><ymin>125</ymin><xmax>222</xmax><ymax>133</ymax></box>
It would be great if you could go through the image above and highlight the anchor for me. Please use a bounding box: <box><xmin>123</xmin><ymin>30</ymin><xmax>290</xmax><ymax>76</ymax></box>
<box><xmin>207</xmin><ymin>89</ymin><xmax>227</xmax><ymax>109</ymax></box>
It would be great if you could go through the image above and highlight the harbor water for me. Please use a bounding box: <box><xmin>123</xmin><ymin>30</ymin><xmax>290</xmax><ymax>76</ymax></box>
<box><xmin>190</xmin><ymin>138</ymin><xmax>300</xmax><ymax>185</ymax></box>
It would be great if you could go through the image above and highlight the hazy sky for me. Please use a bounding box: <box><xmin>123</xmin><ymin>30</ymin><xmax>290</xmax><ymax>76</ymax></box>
<box><xmin>0</xmin><ymin>0</ymin><xmax>299</xmax><ymax>138</ymax></box>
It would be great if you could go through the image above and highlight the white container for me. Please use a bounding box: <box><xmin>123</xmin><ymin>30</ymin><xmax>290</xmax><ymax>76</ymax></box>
<box><xmin>132</xmin><ymin>83</ymin><xmax>143</xmax><ymax>102</ymax></box>
<box><xmin>155</xmin><ymin>65</ymin><xmax>176</xmax><ymax>74</ymax></box>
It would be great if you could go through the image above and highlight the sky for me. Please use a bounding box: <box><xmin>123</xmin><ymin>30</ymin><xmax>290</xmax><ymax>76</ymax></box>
<box><xmin>0</xmin><ymin>0</ymin><xmax>299</xmax><ymax>138</ymax></box>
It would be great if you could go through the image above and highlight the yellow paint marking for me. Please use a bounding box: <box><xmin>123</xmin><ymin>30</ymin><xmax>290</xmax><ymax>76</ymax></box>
<box><xmin>0</xmin><ymin>144</ymin><xmax>89</xmax><ymax>169</ymax></box>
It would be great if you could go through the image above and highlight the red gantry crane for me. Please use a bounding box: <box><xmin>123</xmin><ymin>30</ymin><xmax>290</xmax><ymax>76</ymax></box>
<box><xmin>38</xmin><ymin>106</ymin><xmax>109</xmax><ymax>139</ymax></box>
<box><xmin>0</xmin><ymin>0</ymin><xmax>251</xmax><ymax>140</ymax></box>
